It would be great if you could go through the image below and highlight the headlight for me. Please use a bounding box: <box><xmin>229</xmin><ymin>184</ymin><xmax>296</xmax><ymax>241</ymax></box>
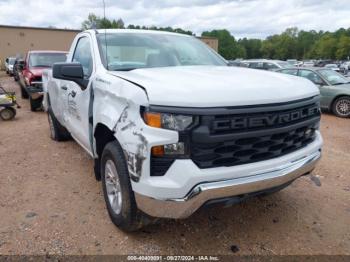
<box><xmin>143</xmin><ymin>112</ymin><xmax>193</xmax><ymax>131</ymax></box>
<box><xmin>143</xmin><ymin>111</ymin><xmax>193</xmax><ymax>156</ymax></box>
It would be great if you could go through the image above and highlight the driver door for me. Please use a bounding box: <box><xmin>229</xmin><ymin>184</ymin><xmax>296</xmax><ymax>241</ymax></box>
<box><xmin>64</xmin><ymin>36</ymin><xmax>94</xmax><ymax>154</ymax></box>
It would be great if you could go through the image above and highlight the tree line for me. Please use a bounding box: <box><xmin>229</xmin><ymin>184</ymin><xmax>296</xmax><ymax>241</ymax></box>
<box><xmin>202</xmin><ymin>27</ymin><xmax>350</xmax><ymax>61</ymax></box>
<box><xmin>82</xmin><ymin>13</ymin><xmax>350</xmax><ymax>61</ymax></box>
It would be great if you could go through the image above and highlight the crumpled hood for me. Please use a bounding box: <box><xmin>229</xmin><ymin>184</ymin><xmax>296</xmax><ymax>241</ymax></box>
<box><xmin>29</xmin><ymin>67</ymin><xmax>47</xmax><ymax>77</ymax></box>
<box><xmin>111</xmin><ymin>66</ymin><xmax>320</xmax><ymax>107</ymax></box>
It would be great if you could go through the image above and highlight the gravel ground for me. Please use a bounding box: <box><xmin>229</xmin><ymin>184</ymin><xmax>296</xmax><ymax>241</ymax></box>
<box><xmin>0</xmin><ymin>72</ymin><xmax>349</xmax><ymax>255</ymax></box>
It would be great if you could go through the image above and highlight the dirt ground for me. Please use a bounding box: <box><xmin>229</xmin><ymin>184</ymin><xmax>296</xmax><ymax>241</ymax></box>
<box><xmin>0</xmin><ymin>72</ymin><xmax>349</xmax><ymax>256</ymax></box>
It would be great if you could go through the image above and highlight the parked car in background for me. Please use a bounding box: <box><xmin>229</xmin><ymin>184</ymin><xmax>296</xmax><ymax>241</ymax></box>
<box><xmin>302</xmin><ymin>61</ymin><xmax>315</xmax><ymax>67</ymax></box>
<box><xmin>12</xmin><ymin>58</ymin><xmax>24</xmax><ymax>82</ymax></box>
<box><xmin>5</xmin><ymin>57</ymin><xmax>16</xmax><ymax>75</ymax></box>
<box><xmin>227</xmin><ymin>60</ymin><xmax>241</xmax><ymax>67</ymax></box>
<box><xmin>278</xmin><ymin>67</ymin><xmax>350</xmax><ymax>117</ymax></box>
<box><xmin>315</xmin><ymin>60</ymin><xmax>332</xmax><ymax>67</ymax></box>
<box><xmin>286</xmin><ymin>59</ymin><xmax>299</xmax><ymax>66</ymax></box>
<box><xmin>18</xmin><ymin>50</ymin><xmax>67</xmax><ymax>111</ymax></box>
<box><xmin>324</xmin><ymin>64</ymin><xmax>340</xmax><ymax>72</ymax></box>
<box><xmin>340</xmin><ymin>61</ymin><xmax>350</xmax><ymax>72</ymax></box>
<box><xmin>240</xmin><ymin>59</ymin><xmax>293</xmax><ymax>71</ymax></box>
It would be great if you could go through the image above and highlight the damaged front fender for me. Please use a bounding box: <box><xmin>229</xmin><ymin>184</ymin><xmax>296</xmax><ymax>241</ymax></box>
<box><xmin>113</xmin><ymin>102</ymin><xmax>178</xmax><ymax>182</ymax></box>
<box><xmin>113</xmin><ymin>102</ymin><xmax>149</xmax><ymax>182</ymax></box>
<box><xmin>93</xmin><ymin>77</ymin><xmax>177</xmax><ymax>183</ymax></box>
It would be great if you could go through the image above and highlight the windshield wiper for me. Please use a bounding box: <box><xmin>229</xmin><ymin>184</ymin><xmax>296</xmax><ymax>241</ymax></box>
<box><xmin>333</xmin><ymin>82</ymin><xmax>349</xmax><ymax>85</ymax></box>
<box><xmin>113</xmin><ymin>68</ymin><xmax>139</xmax><ymax>71</ymax></box>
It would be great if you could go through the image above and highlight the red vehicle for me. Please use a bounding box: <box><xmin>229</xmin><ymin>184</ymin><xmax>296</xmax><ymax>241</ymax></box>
<box><xmin>19</xmin><ymin>51</ymin><xmax>68</xmax><ymax>111</ymax></box>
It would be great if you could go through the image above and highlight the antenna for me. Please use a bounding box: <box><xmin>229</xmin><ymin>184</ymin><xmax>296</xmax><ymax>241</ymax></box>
<box><xmin>103</xmin><ymin>0</ymin><xmax>108</xmax><ymax>70</ymax></box>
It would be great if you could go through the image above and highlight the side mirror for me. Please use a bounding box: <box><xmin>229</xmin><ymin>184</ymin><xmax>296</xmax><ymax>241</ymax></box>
<box><xmin>52</xmin><ymin>62</ymin><xmax>88</xmax><ymax>90</ymax></box>
<box><xmin>18</xmin><ymin>60</ymin><xmax>25</xmax><ymax>70</ymax></box>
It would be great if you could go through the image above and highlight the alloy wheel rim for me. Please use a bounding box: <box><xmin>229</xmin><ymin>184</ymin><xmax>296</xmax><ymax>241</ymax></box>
<box><xmin>336</xmin><ymin>99</ymin><xmax>350</xmax><ymax>116</ymax></box>
<box><xmin>104</xmin><ymin>159</ymin><xmax>122</xmax><ymax>214</ymax></box>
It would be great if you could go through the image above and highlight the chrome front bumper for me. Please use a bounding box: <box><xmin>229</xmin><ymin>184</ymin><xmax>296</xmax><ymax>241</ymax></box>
<box><xmin>135</xmin><ymin>150</ymin><xmax>321</xmax><ymax>219</ymax></box>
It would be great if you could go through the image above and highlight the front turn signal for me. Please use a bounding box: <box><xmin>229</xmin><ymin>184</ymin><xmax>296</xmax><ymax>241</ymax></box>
<box><xmin>152</xmin><ymin>146</ymin><xmax>165</xmax><ymax>156</ymax></box>
<box><xmin>144</xmin><ymin>112</ymin><xmax>162</xmax><ymax>128</ymax></box>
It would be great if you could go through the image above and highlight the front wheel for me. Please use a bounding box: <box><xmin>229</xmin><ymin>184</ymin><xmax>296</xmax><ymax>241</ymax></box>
<box><xmin>101</xmin><ymin>140</ymin><xmax>155</xmax><ymax>231</ymax></box>
<box><xmin>332</xmin><ymin>96</ymin><xmax>350</xmax><ymax>118</ymax></box>
<box><xmin>29</xmin><ymin>96</ymin><xmax>42</xmax><ymax>111</ymax></box>
<box><xmin>20</xmin><ymin>86</ymin><xmax>29</xmax><ymax>99</ymax></box>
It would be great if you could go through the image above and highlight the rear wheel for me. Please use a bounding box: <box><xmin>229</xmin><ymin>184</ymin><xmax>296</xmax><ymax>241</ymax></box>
<box><xmin>0</xmin><ymin>107</ymin><xmax>16</xmax><ymax>121</ymax></box>
<box><xmin>47</xmin><ymin>108</ymin><xmax>70</xmax><ymax>141</ymax></box>
<box><xmin>29</xmin><ymin>96</ymin><xmax>42</xmax><ymax>111</ymax></box>
<box><xmin>332</xmin><ymin>96</ymin><xmax>350</xmax><ymax>118</ymax></box>
<box><xmin>101</xmin><ymin>140</ymin><xmax>156</xmax><ymax>231</ymax></box>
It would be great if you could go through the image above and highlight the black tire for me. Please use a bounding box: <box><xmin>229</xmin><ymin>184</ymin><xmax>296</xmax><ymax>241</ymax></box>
<box><xmin>47</xmin><ymin>108</ymin><xmax>71</xmax><ymax>141</ymax></box>
<box><xmin>29</xmin><ymin>96</ymin><xmax>42</xmax><ymax>111</ymax></box>
<box><xmin>101</xmin><ymin>140</ymin><xmax>155</xmax><ymax>232</ymax></box>
<box><xmin>332</xmin><ymin>96</ymin><xmax>350</xmax><ymax>118</ymax></box>
<box><xmin>20</xmin><ymin>86</ymin><xmax>29</xmax><ymax>99</ymax></box>
<box><xmin>0</xmin><ymin>107</ymin><xmax>16</xmax><ymax>121</ymax></box>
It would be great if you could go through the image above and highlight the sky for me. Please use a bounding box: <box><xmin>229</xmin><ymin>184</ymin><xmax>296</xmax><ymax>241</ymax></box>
<box><xmin>0</xmin><ymin>0</ymin><xmax>350</xmax><ymax>39</ymax></box>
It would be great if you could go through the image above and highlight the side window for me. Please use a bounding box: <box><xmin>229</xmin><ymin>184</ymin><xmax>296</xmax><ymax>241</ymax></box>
<box><xmin>264</xmin><ymin>63</ymin><xmax>278</xmax><ymax>70</ymax></box>
<box><xmin>72</xmin><ymin>37</ymin><xmax>93</xmax><ymax>78</ymax></box>
<box><xmin>298</xmin><ymin>70</ymin><xmax>323</xmax><ymax>84</ymax></box>
<box><xmin>249</xmin><ymin>62</ymin><xmax>264</xmax><ymax>69</ymax></box>
<box><xmin>281</xmin><ymin>69</ymin><xmax>298</xmax><ymax>75</ymax></box>
<box><xmin>257</xmin><ymin>62</ymin><xmax>264</xmax><ymax>69</ymax></box>
<box><xmin>248</xmin><ymin>62</ymin><xmax>256</xmax><ymax>68</ymax></box>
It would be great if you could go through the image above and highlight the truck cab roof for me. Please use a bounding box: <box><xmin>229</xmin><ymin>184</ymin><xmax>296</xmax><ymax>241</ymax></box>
<box><xmin>91</xmin><ymin>29</ymin><xmax>192</xmax><ymax>37</ymax></box>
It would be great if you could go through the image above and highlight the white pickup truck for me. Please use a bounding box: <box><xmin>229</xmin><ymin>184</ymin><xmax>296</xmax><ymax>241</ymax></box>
<box><xmin>43</xmin><ymin>29</ymin><xmax>323</xmax><ymax>231</ymax></box>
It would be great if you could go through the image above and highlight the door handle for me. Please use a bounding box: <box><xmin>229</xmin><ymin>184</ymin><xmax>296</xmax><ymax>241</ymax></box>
<box><xmin>61</xmin><ymin>86</ymin><xmax>68</xmax><ymax>90</ymax></box>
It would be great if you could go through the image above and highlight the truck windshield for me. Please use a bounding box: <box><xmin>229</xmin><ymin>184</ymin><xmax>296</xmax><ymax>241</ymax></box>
<box><xmin>97</xmin><ymin>33</ymin><xmax>226</xmax><ymax>71</ymax></box>
<box><xmin>29</xmin><ymin>53</ymin><xmax>67</xmax><ymax>68</ymax></box>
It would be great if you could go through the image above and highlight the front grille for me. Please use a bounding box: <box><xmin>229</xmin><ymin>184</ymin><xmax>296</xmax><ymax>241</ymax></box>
<box><xmin>148</xmin><ymin>96</ymin><xmax>321</xmax><ymax>175</ymax></box>
<box><xmin>33</xmin><ymin>76</ymin><xmax>42</xmax><ymax>82</ymax></box>
<box><xmin>30</xmin><ymin>76</ymin><xmax>43</xmax><ymax>88</ymax></box>
<box><xmin>191</xmin><ymin>121</ymin><xmax>318</xmax><ymax>168</ymax></box>
<box><xmin>190</xmin><ymin>96</ymin><xmax>320</xmax><ymax>169</ymax></box>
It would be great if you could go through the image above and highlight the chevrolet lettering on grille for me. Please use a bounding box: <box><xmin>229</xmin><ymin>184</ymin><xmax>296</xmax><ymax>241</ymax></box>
<box><xmin>213</xmin><ymin>105</ymin><xmax>320</xmax><ymax>131</ymax></box>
